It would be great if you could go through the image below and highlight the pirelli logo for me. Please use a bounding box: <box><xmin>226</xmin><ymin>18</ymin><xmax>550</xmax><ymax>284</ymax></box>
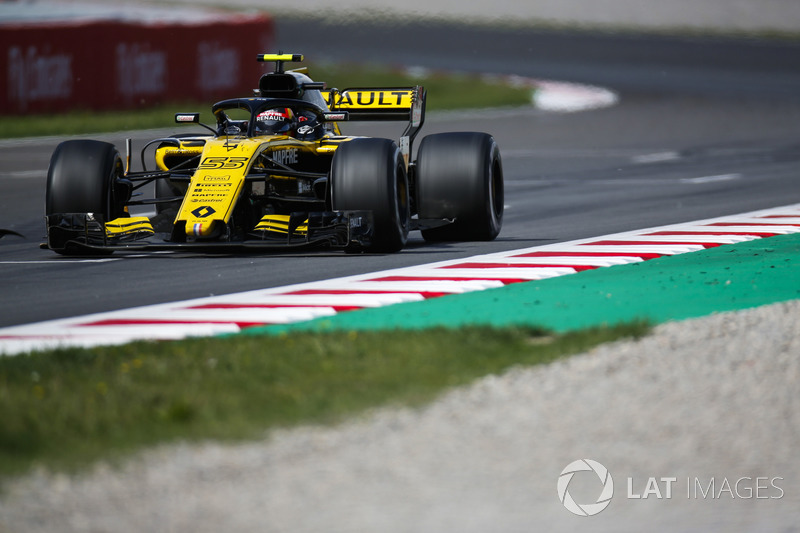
<box><xmin>323</xmin><ymin>89</ymin><xmax>414</xmax><ymax>110</ymax></box>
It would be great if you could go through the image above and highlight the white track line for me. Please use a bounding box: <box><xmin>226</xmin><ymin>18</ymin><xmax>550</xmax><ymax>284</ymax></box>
<box><xmin>681</xmin><ymin>173</ymin><xmax>742</xmax><ymax>184</ymax></box>
<box><xmin>2</xmin><ymin>203</ymin><xmax>800</xmax><ymax>355</ymax></box>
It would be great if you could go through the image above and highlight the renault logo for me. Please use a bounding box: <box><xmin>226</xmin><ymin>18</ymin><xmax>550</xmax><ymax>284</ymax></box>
<box><xmin>191</xmin><ymin>206</ymin><xmax>216</xmax><ymax>218</ymax></box>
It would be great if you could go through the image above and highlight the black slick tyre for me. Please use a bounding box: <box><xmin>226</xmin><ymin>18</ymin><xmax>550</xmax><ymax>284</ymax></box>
<box><xmin>46</xmin><ymin>140</ymin><xmax>126</xmax><ymax>219</ymax></box>
<box><xmin>45</xmin><ymin>140</ymin><xmax>127</xmax><ymax>254</ymax></box>
<box><xmin>330</xmin><ymin>138</ymin><xmax>410</xmax><ymax>252</ymax></box>
<box><xmin>416</xmin><ymin>132</ymin><xmax>503</xmax><ymax>241</ymax></box>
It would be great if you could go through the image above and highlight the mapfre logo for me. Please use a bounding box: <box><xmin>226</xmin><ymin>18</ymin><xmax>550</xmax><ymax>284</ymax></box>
<box><xmin>557</xmin><ymin>459</ymin><xmax>614</xmax><ymax>517</ymax></box>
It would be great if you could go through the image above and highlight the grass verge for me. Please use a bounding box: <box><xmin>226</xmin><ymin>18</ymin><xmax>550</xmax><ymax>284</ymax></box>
<box><xmin>0</xmin><ymin>63</ymin><xmax>533</xmax><ymax>139</ymax></box>
<box><xmin>0</xmin><ymin>323</ymin><xmax>647</xmax><ymax>479</ymax></box>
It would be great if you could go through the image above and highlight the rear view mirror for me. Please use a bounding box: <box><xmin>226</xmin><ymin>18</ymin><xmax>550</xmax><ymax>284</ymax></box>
<box><xmin>175</xmin><ymin>113</ymin><xmax>200</xmax><ymax>124</ymax></box>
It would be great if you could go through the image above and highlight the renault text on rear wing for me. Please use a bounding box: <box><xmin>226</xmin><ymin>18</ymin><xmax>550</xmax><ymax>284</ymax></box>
<box><xmin>323</xmin><ymin>86</ymin><xmax>425</xmax><ymax>123</ymax></box>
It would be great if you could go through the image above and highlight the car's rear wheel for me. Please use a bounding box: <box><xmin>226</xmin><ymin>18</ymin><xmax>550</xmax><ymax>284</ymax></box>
<box><xmin>46</xmin><ymin>140</ymin><xmax>127</xmax><ymax>254</ymax></box>
<box><xmin>330</xmin><ymin>138</ymin><xmax>410</xmax><ymax>252</ymax></box>
<box><xmin>416</xmin><ymin>132</ymin><xmax>504</xmax><ymax>241</ymax></box>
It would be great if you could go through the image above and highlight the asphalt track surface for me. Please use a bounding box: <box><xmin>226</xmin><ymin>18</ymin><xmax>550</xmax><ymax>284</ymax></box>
<box><xmin>1</xmin><ymin>21</ymin><xmax>800</xmax><ymax>329</ymax></box>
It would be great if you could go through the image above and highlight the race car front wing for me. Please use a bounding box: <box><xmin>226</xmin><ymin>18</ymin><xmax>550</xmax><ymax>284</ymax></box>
<box><xmin>44</xmin><ymin>210</ymin><xmax>374</xmax><ymax>254</ymax></box>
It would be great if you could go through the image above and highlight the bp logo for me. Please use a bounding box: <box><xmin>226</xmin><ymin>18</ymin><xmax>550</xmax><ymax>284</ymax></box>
<box><xmin>557</xmin><ymin>459</ymin><xmax>614</xmax><ymax>516</ymax></box>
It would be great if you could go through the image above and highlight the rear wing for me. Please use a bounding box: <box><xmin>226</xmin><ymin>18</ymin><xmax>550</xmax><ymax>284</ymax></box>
<box><xmin>325</xmin><ymin>86</ymin><xmax>426</xmax><ymax>162</ymax></box>
<box><xmin>323</xmin><ymin>87</ymin><xmax>424</xmax><ymax>121</ymax></box>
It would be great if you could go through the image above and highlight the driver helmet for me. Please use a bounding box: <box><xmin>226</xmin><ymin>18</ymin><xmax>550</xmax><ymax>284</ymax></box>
<box><xmin>255</xmin><ymin>108</ymin><xmax>297</xmax><ymax>135</ymax></box>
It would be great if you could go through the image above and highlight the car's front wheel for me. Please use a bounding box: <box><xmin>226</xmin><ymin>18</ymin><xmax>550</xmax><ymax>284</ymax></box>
<box><xmin>330</xmin><ymin>138</ymin><xmax>410</xmax><ymax>252</ymax></box>
<box><xmin>46</xmin><ymin>140</ymin><xmax>128</xmax><ymax>254</ymax></box>
<box><xmin>46</xmin><ymin>140</ymin><xmax>127</xmax><ymax>219</ymax></box>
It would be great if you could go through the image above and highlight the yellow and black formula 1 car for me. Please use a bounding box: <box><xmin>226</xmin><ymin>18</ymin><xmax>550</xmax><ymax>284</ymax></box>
<box><xmin>44</xmin><ymin>54</ymin><xmax>503</xmax><ymax>254</ymax></box>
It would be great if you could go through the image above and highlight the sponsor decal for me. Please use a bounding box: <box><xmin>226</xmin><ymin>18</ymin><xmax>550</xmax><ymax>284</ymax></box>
<box><xmin>7</xmin><ymin>46</ymin><xmax>73</xmax><ymax>111</ymax></box>
<box><xmin>116</xmin><ymin>43</ymin><xmax>166</xmax><ymax>98</ymax></box>
<box><xmin>257</xmin><ymin>110</ymin><xmax>289</xmax><ymax>122</ymax></box>
<box><xmin>297</xmin><ymin>180</ymin><xmax>312</xmax><ymax>194</ymax></box>
<box><xmin>270</xmin><ymin>148</ymin><xmax>298</xmax><ymax>166</ymax></box>
<box><xmin>163</xmin><ymin>148</ymin><xmax>200</xmax><ymax>156</ymax></box>
<box><xmin>175</xmin><ymin>114</ymin><xmax>198</xmax><ymax>123</ymax></box>
<box><xmin>191</xmin><ymin>206</ymin><xmax>216</xmax><ymax>218</ymax></box>
<box><xmin>328</xmin><ymin>90</ymin><xmax>411</xmax><ymax>108</ymax></box>
<box><xmin>323</xmin><ymin>112</ymin><xmax>348</xmax><ymax>121</ymax></box>
<box><xmin>190</xmin><ymin>198</ymin><xmax>226</xmax><ymax>203</ymax></box>
<box><xmin>297</xmin><ymin>125</ymin><xmax>315</xmax><ymax>136</ymax></box>
<box><xmin>196</xmin><ymin>41</ymin><xmax>239</xmax><ymax>92</ymax></box>
<box><xmin>190</xmin><ymin>190</ymin><xmax>228</xmax><ymax>198</ymax></box>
